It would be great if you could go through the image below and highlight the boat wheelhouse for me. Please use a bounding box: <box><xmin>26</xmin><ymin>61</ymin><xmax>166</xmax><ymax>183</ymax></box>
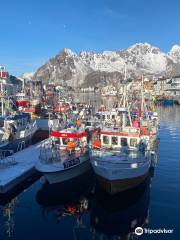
<box><xmin>16</xmin><ymin>93</ymin><xmax>41</xmax><ymax>115</ymax></box>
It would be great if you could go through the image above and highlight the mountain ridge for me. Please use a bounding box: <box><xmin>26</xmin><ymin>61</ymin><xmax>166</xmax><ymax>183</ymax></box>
<box><xmin>32</xmin><ymin>43</ymin><xmax>180</xmax><ymax>87</ymax></box>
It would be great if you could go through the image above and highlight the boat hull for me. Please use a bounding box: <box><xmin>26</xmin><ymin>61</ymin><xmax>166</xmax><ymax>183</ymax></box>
<box><xmin>43</xmin><ymin>160</ymin><xmax>91</xmax><ymax>184</ymax></box>
<box><xmin>96</xmin><ymin>172</ymin><xmax>148</xmax><ymax>194</ymax></box>
<box><xmin>0</xmin><ymin>124</ymin><xmax>38</xmax><ymax>154</ymax></box>
<box><xmin>0</xmin><ymin>134</ymin><xmax>32</xmax><ymax>152</ymax></box>
<box><xmin>91</xmin><ymin>155</ymin><xmax>151</xmax><ymax>194</ymax></box>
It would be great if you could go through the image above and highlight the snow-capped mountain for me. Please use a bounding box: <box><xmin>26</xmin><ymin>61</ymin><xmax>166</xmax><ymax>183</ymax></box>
<box><xmin>168</xmin><ymin>45</ymin><xmax>180</xmax><ymax>63</ymax></box>
<box><xmin>21</xmin><ymin>72</ymin><xmax>35</xmax><ymax>80</ymax></box>
<box><xmin>33</xmin><ymin>43</ymin><xmax>180</xmax><ymax>87</ymax></box>
<box><xmin>33</xmin><ymin>48</ymin><xmax>91</xmax><ymax>86</ymax></box>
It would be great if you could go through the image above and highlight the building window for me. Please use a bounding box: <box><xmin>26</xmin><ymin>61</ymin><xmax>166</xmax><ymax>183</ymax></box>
<box><xmin>103</xmin><ymin>135</ymin><xmax>109</xmax><ymax>144</ymax></box>
<box><xmin>130</xmin><ymin>138</ymin><xmax>137</xmax><ymax>147</ymax></box>
<box><xmin>112</xmin><ymin>136</ymin><xmax>118</xmax><ymax>145</ymax></box>
<box><xmin>121</xmin><ymin>138</ymin><xmax>128</xmax><ymax>146</ymax></box>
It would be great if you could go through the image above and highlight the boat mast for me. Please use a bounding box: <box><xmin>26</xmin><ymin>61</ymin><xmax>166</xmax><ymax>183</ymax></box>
<box><xmin>141</xmin><ymin>75</ymin><xmax>144</xmax><ymax>113</ymax></box>
<box><xmin>1</xmin><ymin>82</ymin><xmax>4</xmax><ymax>116</ymax></box>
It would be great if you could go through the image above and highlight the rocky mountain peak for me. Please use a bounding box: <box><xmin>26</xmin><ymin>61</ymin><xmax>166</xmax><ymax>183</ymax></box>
<box><xmin>60</xmin><ymin>48</ymin><xmax>77</xmax><ymax>58</ymax></box>
<box><xmin>33</xmin><ymin>43</ymin><xmax>180</xmax><ymax>87</ymax></box>
<box><xmin>126</xmin><ymin>43</ymin><xmax>161</xmax><ymax>55</ymax></box>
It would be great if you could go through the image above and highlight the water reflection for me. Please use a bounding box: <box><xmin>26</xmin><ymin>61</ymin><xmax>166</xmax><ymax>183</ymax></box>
<box><xmin>36</xmin><ymin>163</ymin><xmax>155</xmax><ymax>240</ymax></box>
<box><xmin>1</xmin><ymin>197</ymin><xmax>17</xmax><ymax>238</ymax></box>
<box><xmin>90</xmin><ymin>174</ymin><xmax>152</xmax><ymax>240</ymax></box>
<box><xmin>158</xmin><ymin>106</ymin><xmax>180</xmax><ymax>128</ymax></box>
<box><xmin>36</xmin><ymin>170</ymin><xmax>94</xmax><ymax>224</ymax></box>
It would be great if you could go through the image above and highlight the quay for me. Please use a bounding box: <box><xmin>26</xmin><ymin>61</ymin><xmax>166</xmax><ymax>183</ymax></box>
<box><xmin>0</xmin><ymin>140</ymin><xmax>46</xmax><ymax>194</ymax></box>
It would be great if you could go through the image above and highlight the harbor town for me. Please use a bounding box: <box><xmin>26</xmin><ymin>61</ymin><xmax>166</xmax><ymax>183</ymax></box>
<box><xmin>0</xmin><ymin>63</ymin><xmax>180</xmax><ymax>239</ymax></box>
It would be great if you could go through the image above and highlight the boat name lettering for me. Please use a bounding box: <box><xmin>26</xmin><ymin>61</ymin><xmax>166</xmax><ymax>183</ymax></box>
<box><xmin>63</xmin><ymin>158</ymin><xmax>80</xmax><ymax>169</ymax></box>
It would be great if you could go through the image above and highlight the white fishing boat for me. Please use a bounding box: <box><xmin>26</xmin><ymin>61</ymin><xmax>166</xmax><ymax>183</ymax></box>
<box><xmin>90</xmin><ymin>77</ymin><xmax>158</xmax><ymax>194</ymax></box>
<box><xmin>35</xmin><ymin>128</ymin><xmax>91</xmax><ymax>184</ymax></box>
<box><xmin>90</xmin><ymin>125</ymin><xmax>156</xmax><ymax>194</ymax></box>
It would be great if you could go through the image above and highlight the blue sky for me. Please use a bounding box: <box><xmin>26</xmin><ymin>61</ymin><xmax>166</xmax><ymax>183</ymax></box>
<box><xmin>0</xmin><ymin>0</ymin><xmax>179</xmax><ymax>76</ymax></box>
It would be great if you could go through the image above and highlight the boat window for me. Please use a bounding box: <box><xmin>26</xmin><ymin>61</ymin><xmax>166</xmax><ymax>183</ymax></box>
<box><xmin>130</xmin><ymin>138</ymin><xmax>137</xmax><ymax>147</ymax></box>
<box><xmin>62</xmin><ymin>138</ymin><xmax>68</xmax><ymax>145</ymax></box>
<box><xmin>86</xmin><ymin>122</ymin><xmax>91</xmax><ymax>126</ymax></box>
<box><xmin>112</xmin><ymin>136</ymin><xmax>118</xmax><ymax>145</ymax></box>
<box><xmin>103</xmin><ymin>135</ymin><xmax>110</xmax><ymax>144</ymax></box>
<box><xmin>121</xmin><ymin>138</ymin><xmax>128</xmax><ymax>147</ymax></box>
<box><xmin>54</xmin><ymin>138</ymin><xmax>60</xmax><ymax>144</ymax></box>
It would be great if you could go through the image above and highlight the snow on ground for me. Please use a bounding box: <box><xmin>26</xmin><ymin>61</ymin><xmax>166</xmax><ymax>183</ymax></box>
<box><xmin>0</xmin><ymin>140</ymin><xmax>47</xmax><ymax>190</ymax></box>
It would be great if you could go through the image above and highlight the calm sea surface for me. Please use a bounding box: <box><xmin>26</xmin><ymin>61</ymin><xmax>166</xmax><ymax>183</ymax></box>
<box><xmin>0</xmin><ymin>94</ymin><xmax>180</xmax><ymax>240</ymax></box>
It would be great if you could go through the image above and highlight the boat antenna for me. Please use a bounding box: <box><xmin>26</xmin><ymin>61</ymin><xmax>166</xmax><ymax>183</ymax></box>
<box><xmin>124</xmin><ymin>64</ymin><xmax>127</xmax><ymax>82</ymax></box>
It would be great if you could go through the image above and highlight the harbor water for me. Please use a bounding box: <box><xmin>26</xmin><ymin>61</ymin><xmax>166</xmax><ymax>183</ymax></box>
<box><xmin>0</xmin><ymin>94</ymin><xmax>180</xmax><ymax>240</ymax></box>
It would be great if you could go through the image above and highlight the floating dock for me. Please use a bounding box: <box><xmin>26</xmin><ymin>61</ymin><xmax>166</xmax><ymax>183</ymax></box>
<box><xmin>0</xmin><ymin>140</ymin><xmax>46</xmax><ymax>194</ymax></box>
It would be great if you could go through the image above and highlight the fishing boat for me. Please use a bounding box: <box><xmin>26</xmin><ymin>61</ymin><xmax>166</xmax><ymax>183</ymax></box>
<box><xmin>90</xmin><ymin>122</ymin><xmax>156</xmax><ymax>194</ymax></box>
<box><xmin>35</xmin><ymin>127</ymin><xmax>91</xmax><ymax>184</ymax></box>
<box><xmin>90</xmin><ymin>78</ymin><xmax>158</xmax><ymax>194</ymax></box>
<box><xmin>0</xmin><ymin>112</ymin><xmax>38</xmax><ymax>153</ymax></box>
<box><xmin>16</xmin><ymin>93</ymin><xmax>41</xmax><ymax>115</ymax></box>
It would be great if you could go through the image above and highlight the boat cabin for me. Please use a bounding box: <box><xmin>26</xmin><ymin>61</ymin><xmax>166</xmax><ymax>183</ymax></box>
<box><xmin>92</xmin><ymin>125</ymin><xmax>149</xmax><ymax>151</ymax></box>
<box><xmin>4</xmin><ymin>113</ymin><xmax>31</xmax><ymax>131</ymax></box>
<box><xmin>50</xmin><ymin>130</ymin><xmax>88</xmax><ymax>150</ymax></box>
<box><xmin>97</xmin><ymin>108</ymin><xmax>129</xmax><ymax>123</ymax></box>
<box><xmin>100</xmin><ymin>132</ymin><xmax>140</xmax><ymax>149</ymax></box>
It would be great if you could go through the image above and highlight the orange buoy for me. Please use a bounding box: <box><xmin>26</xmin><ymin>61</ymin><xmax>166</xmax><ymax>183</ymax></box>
<box><xmin>93</xmin><ymin>140</ymin><xmax>101</xmax><ymax>149</ymax></box>
<box><xmin>67</xmin><ymin>141</ymin><xmax>76</xmax><ymax>151</ymax></box>
<box><xmin>76</xmin><ymin>119</ymin><xmax>81</xmax><ymax>127</ymax></box>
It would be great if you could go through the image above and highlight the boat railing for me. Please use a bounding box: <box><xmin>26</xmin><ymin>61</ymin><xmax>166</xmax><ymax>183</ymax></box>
<box><xmin>39</xmin><ymin>141</ymin><xmax>59</xmax><ymax>163</ymax></box>
<box><xmin>0</xmin><ymin>150</ymin><xmax>17</xmax><ymax>168</ymax></box>
<box><xmin>17</xmin><ymin>141</ymin><xmax>26</xmax><ymax>152</ymax></box>
<box><xmin>39</xmin><ymin>140</ymin><xmax>88</xmax><ymax>164</ymax></box>
<box><xmin>92</xmin><ymin>148</ymin><xmax>151</xmax><ymax>163</ymax></box>
<box><xmin>92</xmin><ymin>155</ymin><xmax>149</xmax><ymax>169</ymax></box>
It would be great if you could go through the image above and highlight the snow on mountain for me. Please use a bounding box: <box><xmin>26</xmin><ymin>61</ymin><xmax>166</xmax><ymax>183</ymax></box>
<box><xmin>33</xmin><ymin>43</ymin><xmax>180</xmax><ymax>87</ymax></box>
<box><xmin>80</xmin><ymin>50</ymin><xmax>126</xmax><ymax>72</ymax></box>
<box><xmin>21</xmin><ymin>72</ymin><xmax>35</xmax><ymax>80</ymax></box>
<box><xmin>33</xmin><ymin>48</ymin><xmax>91</xmax><ymax>86</ymax></box>
<box><xmin>123</xmin><ymin>43</ymin><xmax>168</xmax><ymax>73</ymax></box>
<box><xmin>168</xmin><ymin>45</ymin><xmax>180</xmax><ymax>63</ymax></box>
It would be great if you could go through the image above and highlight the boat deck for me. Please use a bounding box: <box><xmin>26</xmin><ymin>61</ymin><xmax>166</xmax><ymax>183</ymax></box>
<box><xmin>0</xmin><ymin>140</ymin><xmax>46</xmax><ymax>193</ymax></box>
